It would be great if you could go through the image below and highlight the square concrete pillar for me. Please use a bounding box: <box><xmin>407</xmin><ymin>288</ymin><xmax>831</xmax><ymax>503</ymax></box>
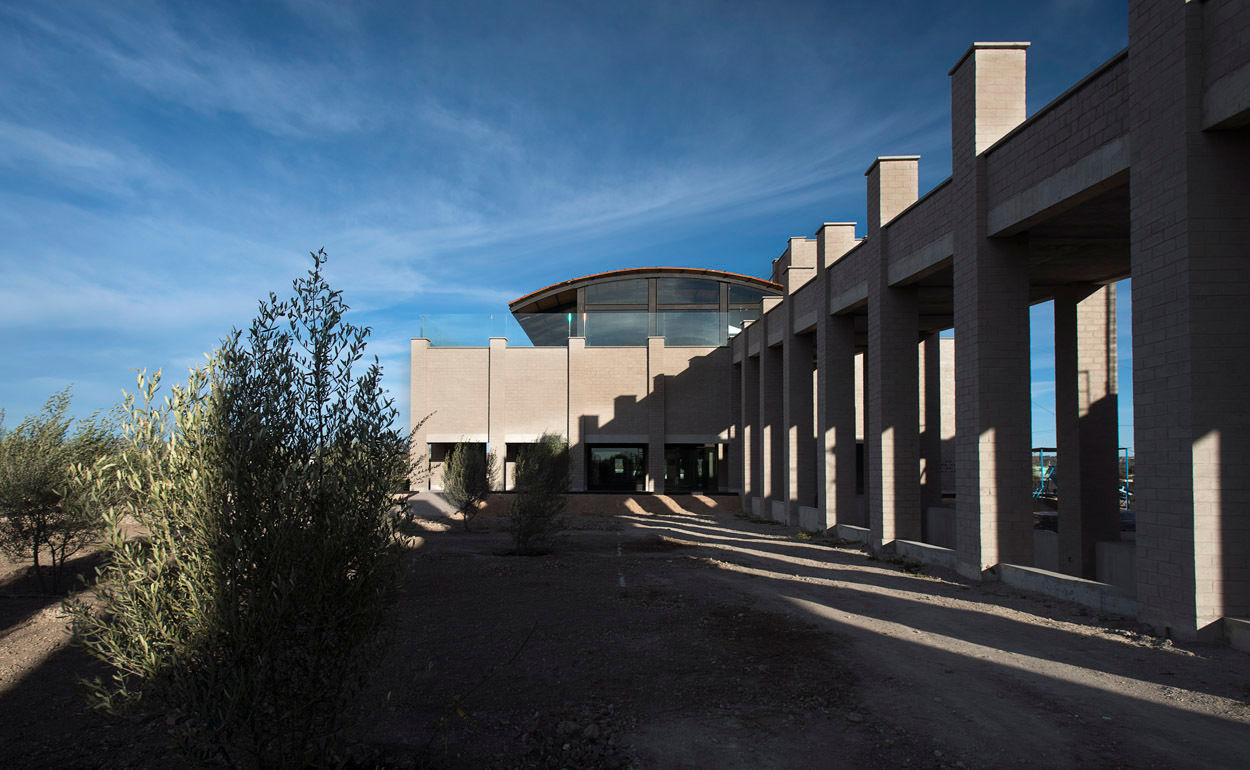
<box><xmin>950</xmin><ymin>42</ymin><xmax>1034</xmax><ymax>577</ymax></box>
<box><xmin>729</xmin><ymin>359</ymin><xmax>743</xmax><ymax>494</ymax></box>
<box><xmin>855</xmin><ymin>349</ymin><xmax>868</xmax><ymax>528</ymax></box>
<box><xmin>741</xmin><ymin>351</ymin><xmax>761</xmax><ymax>513</ymax></box>
<box><xmin>647</xmin><ymin>336</ymin><xmax>667</xmax><ymax>494</ymax></box>
<box><xmin>1055</xmin><ymin>285</ymin><xmax>1120</xmax><ymax>579</ymax></box>
<box><xmin>785</xmin><ymin>330</ymin><xmax>817</xmax><ymax>524</ymax></box>
<box><xmin>815</xmin><ymin>224</ymin><xmax>860</xmax><ymax>529</ymax></box>
<box><xmin>951</xmin><ymin>238</ymin><xmax>1033</xmax><ymax>576</ymax></box>
<box><xmin>820</xmin><ymin>222</ymin><xmax>859</xmax><ymax>269</ymax></box>
<box><xmin>410</xmin><ymin>338</ymin><xmax>432</xmax><ymax>489</ymax></box>
<box><xmin>815</xmin><ymin>223</ymin><xmax>860</xmax><ymax>529</ymax></box>
<box><xmin>1129</xmin><ymin>0</ymin><xmax>1250</xmax><ymax>637</ymax></box>
<box><xmin>919</xmin><ymin>334</ymin><xmax>945</xmax><ymax>511</ymax></box>
<box><xmin>866</xmin><ymin>156</ymin><xmax>921</xmax><ymax>230</ymax></box>
<box><xmin>866</xmin><ymin>155</ymin><xmax>923</xmax><ymax>547</ymax></box>
<box><xmin>567</xmin><ymin>337</ymin><xmax>587</xmax><ymax>492</ymax></box>
<box><xmin>820</xmin><ymin>314</ymin><xmax>858</xmax><ymax>528</ymax></box>
<box><xmin>948</xmin><ymin>43</ymin><xmax>1028</xmax><ymax>157</ymax></box>
<box><xmin>867</xmin><ymin>282</ymin><xmax>922</xmax><ymax>546</ymax></box>
<box><xmin>487</xmin><ymin>337</ymin><xmax>508</xmax><ymax>491</ymax></box>
<box><xmin>760</xmin><ymin>339</ymin><xmax>784</xmax><ymax>521</ymax></box>
<box><xmin>782</xmin><ymin>237</ymin><xmax>818</xmax><ymax>294</ymax></box>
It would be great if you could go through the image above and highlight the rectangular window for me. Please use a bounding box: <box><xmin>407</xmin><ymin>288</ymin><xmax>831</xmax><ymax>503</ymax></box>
<box><xmin>658</xmin><ymin>310</ymin><xmax>721</xmax><ymax>346</ymax></box>
<box><xmin>729</xmin><ymin>285</ymin><xmax>769</xmax><ymax>305</ymax></box>
<box><xmin>585</xmin><ymin>311</ymin><xmax>650</xmax><ymax>346</ymax></box>
<box><xmin>587</xmin><ymin>445</ymin><xmax>647</xmax><ymax>491</ymax></box>
<box><xmin>515</xmin><ymin>311</ymin><xmax>574</xmax><ymax>346</ymax></box>
<box><xmin>657</xmin><ymin>277</ymin><xmax>720</xmax><ymax>305</ymax></box>
<box><xmin>585</xmin><ymin>278</ymin><xmax>648</xmax><ymax>305</ymax></box>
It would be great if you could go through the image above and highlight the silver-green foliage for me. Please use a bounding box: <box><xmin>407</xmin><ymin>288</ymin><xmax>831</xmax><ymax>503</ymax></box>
<box><xmin>0</xmin><ymin>388</ymin><xmax>118</xmax><ymax>593</ymax></box>
<box><xmin>509</xmin><ymin>433</ymin><xmax>569</xmax><ymax>554</ymax></box>
<box><xmin>68</xmin><ymin>250</ymin><xmax>413</xmax><ymax>768</ymax></box>
<box><xmin>441</xmin><ymin>441</ymin><xmax>498</xmax><ymax>530</ymax></box>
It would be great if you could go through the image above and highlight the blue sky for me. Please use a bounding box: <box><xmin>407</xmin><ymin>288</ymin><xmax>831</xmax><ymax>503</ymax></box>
<box><xmin>0</xmin><ymin>0</ymin><xmax>1131</xmax><ymax>448</ymax></box>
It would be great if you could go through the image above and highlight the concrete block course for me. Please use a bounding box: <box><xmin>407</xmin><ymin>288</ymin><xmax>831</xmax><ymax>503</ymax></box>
<box><xmin>998</xmin><ymin>563</ymin><xmax>1138</xmax><ymax>618</ymax></box>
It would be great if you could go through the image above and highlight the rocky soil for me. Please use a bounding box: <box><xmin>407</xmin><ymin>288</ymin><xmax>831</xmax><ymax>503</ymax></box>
<box><xmin>2</xmin><ymin>508</ymin><xmax>1249</xmax><ymax>768</ymax></box>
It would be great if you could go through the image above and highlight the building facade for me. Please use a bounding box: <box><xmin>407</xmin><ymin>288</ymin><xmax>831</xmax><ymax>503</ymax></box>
<box><xmin>411</xmin><ymin>267</ymin><xmax>783</xmax><ymax>495</ymax></box>
<box><xmin>413</xmin><ymin>0</ymin><xmax>1250</xmax><ymax>643</ymax></box>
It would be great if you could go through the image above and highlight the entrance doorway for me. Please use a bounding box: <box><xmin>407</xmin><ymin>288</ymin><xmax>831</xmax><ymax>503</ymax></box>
<box><xmin>664</xmin><ymin>444</ymin><xmax>719</xmax><ymax>493</ymax></box>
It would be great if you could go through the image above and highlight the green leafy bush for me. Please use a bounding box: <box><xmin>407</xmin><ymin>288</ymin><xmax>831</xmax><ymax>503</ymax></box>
<box><xmin>509</xmin><ymin>433</ymin><xmax>569</xmax><ymax>554</ymax></box>
<box><xmin>68</xmin><ymin>250</ymin><xmax>413</xmax><ymax>768</ymax></box>
<box><xmin>0</xmin><ymin>389</ymin><xmax>118</xmax><ymax>593</ymax></box>
<box><xmin>441</xmin><ymin>441</ymin><xmax>498</xmax><ymax>531</ymax></box>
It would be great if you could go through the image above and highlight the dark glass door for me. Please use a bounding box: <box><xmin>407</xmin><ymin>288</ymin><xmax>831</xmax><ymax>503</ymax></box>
<box><xmin>664</xmin><ymin>444</ymin><xmax>718</xmax><ymax>492</ymax></box>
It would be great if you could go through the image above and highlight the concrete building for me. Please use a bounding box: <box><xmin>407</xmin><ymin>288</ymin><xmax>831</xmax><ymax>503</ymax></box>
<box><xmin>413</xmin><ymin>0</ymin><xmax>1250</xmax><ymax>645</ymax></box>
<box><xmin>412</xmin><ymin>267</ymin><xmax>783</xmax><ymax>496</ymax></box>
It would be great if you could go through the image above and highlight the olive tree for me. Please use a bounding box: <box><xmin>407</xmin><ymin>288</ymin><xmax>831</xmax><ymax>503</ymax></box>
<box><xmin>441</xmin><ymin>441</ymin><xmax>498</xmax><ymax>530</ymax></box>
<box><xmin>0</xmin><ymin>389</ymin><xmax>118</xmax><ymax>593</ymax></box>
<box><xmin>68</xmin><ymin>249</ymin><xmax>414</xmax><ymax>768</ymax></box>
<box><xmin>509</xmin><ymin>433</ymin><xmax>569</xmax><ymax>554</ymax></box>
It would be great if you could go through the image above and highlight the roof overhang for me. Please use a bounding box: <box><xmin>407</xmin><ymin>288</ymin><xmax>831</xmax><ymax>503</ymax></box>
<box><xmin>509</xmin><ymin>267</ymin><xmax>782</xmax><ymax>313</ymax></box>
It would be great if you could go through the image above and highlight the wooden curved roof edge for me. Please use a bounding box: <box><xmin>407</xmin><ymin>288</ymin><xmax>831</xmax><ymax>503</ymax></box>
<box><xmin>509</xmin><ymin>267</ymin><xmax>783</xmax><ymax>312</ymax></box>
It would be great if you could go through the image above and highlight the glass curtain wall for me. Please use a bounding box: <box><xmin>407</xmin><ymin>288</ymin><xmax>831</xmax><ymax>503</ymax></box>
<box><xmin>514</xmin><ymin>303</ymin><xmax>577</xmax><ymax>346</ymax></box>
<box><xmin>514</xmin><ymin>275</ymin><xmax>776</xmax><ymax>347</ymax></box>
<box><xmin>581</xmin><ymin>277</ymin><xmax>773</xmax><ymax>347</ymax></box>
<box><xmin>727</xmin><ymin>284</ymin><xmax>768</xmax><ymax>339</ymax></box>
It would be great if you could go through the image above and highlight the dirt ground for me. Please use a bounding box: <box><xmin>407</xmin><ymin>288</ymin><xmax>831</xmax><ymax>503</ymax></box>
<box><xmin>2</xmin><ymin>507</ymin><xmax>1249</xmax><ymax>768</ymax></box>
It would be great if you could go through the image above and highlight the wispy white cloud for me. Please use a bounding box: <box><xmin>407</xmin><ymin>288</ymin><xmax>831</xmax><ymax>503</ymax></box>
<box><xmin>0</xmin><ymin>121</ymin><xmax>117</xmax><ymax>171</ymax></box>
<box><xmin>325</xmin><ymin>108</ymin><xmax>947</xmax><ymax>286</ymax></box>
<box><xmin>0</xmin><ymin>265</ymin><xmax>257</xmax><ymax>332</ymax></box>
<box><xmin>0</xmin><ymin>0</ymin><xmax>1134</xmax><ymax>434</ymax></box>
<box><xmin>5</xmin><ymin>2</ymin><xmax>377</xmax><ymax>139</ymax></box>
<box><xmin>0</xmin><ymin>120</ymin><xmax>176</xmax><ymax>195</ymax></box>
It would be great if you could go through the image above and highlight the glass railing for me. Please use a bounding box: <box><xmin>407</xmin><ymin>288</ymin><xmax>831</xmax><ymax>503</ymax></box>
<box><xmin>417</xmin><ymin>309</ymin><xmax>760</xmax><ymax>348</ymax></box>
<box><xmin>415</xmin><ymin>314</ymin><xmax>539</xmax><ymax>347</ymax></box>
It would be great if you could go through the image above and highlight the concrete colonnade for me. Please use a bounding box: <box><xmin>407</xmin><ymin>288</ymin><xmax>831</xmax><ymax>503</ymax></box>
<box><xmin>735</xmin><ymin>45</ymin><xmax>1124</xmax><ymax>592</ymax></box>
<box><xmin>736</xmin><ymin>1</ymin><xmax>1250</xmax><ymax>641</ymax></box>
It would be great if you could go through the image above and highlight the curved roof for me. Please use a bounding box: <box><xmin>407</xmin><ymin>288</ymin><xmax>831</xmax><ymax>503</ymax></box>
<box><xmin>509</xmin><ymin>267</ymin><xmax>782</xmax><ymax>313</ymax></box>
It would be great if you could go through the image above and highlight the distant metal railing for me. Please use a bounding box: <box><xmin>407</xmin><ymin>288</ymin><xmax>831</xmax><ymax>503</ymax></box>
<box><xmin>416</xmin><ymin>310</ymin><xmax>755</xmax><ymax>348</ymax></box>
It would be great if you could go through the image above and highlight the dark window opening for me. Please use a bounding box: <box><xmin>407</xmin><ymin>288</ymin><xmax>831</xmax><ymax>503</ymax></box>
<box><xmin>657</xmin><ymin>277</ymin><xmax>720</xmax><ymax>305</ymax></box>
<box><xmin>664</xmin><ymin>444</ymin><xmax>719</xmax><ymax>492</ymax></box>
<box><xmin>587</xmin><ymin>445</ymin><xmax>647</xmax><ymax>491</ymax></box>
<box><xmin>855</xmin><ymin>441</ymin><xmax>865</xmax><ymax>495</ymax></box>
<box><xmin>429</xmin><ymin>441</ymin><xmax>486</xmax><ymax>492</ymax></box>
<box><xmin>729</xmin><ymin>285</ymin><xmax>770</xmax><ymax>305</ymax></box>
<box><xmin>515</xmin><ymin>306</ymin><xmax>576</xmax><ymax>345</ymax></box>
<box><xmin>585</xmin><ymin>279</ymin><xmax>648</xmax><ymax>305</ymax></box>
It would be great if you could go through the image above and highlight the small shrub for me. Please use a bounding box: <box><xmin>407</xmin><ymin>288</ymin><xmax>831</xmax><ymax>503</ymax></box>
<box><xmin>0</xmin><ymin>389</ymin><xmax>119</xmax><ymax>593</ymax></box>
<box><xmin>510</xmin><ymin>433</ymin><xmax>569</xmax><ymax>554</ymax></box>
<box><xmin>441</xmin><ymin>441</ymin><xmax>498</xmax><ymax>531</ymax></box>
<box><xmin>68</xmin><ymin>249</ymin><xmax>413</xmax><ymax>768</ymax></box>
